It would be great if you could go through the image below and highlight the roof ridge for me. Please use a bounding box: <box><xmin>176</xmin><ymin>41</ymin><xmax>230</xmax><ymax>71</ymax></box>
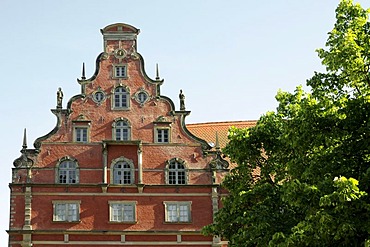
<box><xmin>187</xmin><ymin>120</ymin><xmax>257</xmax><ymax>126</ymax></box>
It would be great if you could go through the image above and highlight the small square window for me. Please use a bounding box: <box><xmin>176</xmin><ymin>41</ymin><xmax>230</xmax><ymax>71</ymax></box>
<box><xmin>115</xmin><ymin>66</ymin><xmax>127</xmax><ymax>78</ymax></box>
<box><xmin>53</xmin><ymin>201</ymin><xmax>80</xmax><ymax>222</ymax></box>
<box><xmin>75</xmin><ymin>127</ymin><xmax>88</xmax><ymax>143</ymax></box>
<box><xmin>109</xmin><ymin>201</ymin><xmax>136</xmax><ymax>223</ymax></box>
<box><xmin>164</xmin><ymin>201</ymin><xmax>191</xmax><ymax>223</ymax></box>
<box><xmin>156</xmin><ymin>128</ymin><xmax>169</xmax><ymax>143</ymax></box>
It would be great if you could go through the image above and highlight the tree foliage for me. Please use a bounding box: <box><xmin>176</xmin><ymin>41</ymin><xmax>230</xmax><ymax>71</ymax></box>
<box><xmin>203</xmin><ymin>1</ymin><xmax>370</xmax><ymax>246</ymax></box>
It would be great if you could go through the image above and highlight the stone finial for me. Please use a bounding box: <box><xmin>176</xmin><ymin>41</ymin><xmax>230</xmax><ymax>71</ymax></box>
<box><xmin>22</xmin><ymin>128</ymin><xmax>27</xmax><ymax>150</ymax></box>
<box><xmin>155</xmin><ymin>63</ymin><xmax>160</xmax><ymax>80</ymax></box>
<box><xmin>215</xmin><ymin>131</ymin><xmax>220</xmax><ymax>151</ymax></box>
<box><xmin>81</xmin><ymin>62</ymin><xmax>86</xmax><ymax>80</ymax></box>
<box><xmin>57</xmin><ymin>87</ymin><xmax>63</xmax><ymax>109</ymax></box>
<box><xmin>179</xmin><ymin>89</ymin><xmax>185</xmax><ymax>111</ymax></box>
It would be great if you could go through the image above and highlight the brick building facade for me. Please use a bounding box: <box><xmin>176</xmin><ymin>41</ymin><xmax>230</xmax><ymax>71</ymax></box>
<box><xmin>8</xmin><ymin>23</ymin><xmax>230</xmax><ymax>247</ymax></box>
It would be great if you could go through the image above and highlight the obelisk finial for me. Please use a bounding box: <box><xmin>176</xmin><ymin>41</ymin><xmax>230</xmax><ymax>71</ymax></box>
<box><xmin>81</xmin><ymin>62</ymin><xmax>86</xmax><ymax>80</ymax></box>
<box><xmin>155</xmin><ymin>63</ymin><xmax>160</xmax><ymax>80</ymax></box>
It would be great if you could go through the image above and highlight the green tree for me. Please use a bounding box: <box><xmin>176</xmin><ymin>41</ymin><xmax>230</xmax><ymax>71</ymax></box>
<box><xmin>203</xmin><ymin>1</ymin><xmax>370</xmax><ymax>246</ymax></box>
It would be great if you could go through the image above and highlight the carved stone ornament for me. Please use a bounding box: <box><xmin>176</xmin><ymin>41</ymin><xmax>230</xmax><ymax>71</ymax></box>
<box><xmin>76</xmin><ymin>114</ymin><xmax>88</xmax><ymax>121</ymax></box>
<box><xmin>13</xmin><ymin>152</ymin><xmax>34</xmax><ymax>168</ymax></box>
<box><xmin>92</xmin><ymin>87</ymin><xmax>106</xmax><ymax>105</ymax></box>
<box><xmin>155</xmin><ymin>116</ymin><xmax>167</xmax><ymax>122</ymax></box>
<box><xmin>114</xmin><ymin>48</ymin><xmax>127</xmax><ymax>59</ymax></box>
<box><xmin>133</xmin><ymin>89</ymin><xmax>149</xmax><ymax>106</ymax></box>
<box><xmin>209</xmin><ymin>152</ymin><xmax>229</xmax><ymax>170</ymax></box>
<box><xmin>128</xmin><ymin>41</ymin><xmax>139</xmax><ymax>60</ymax></box>
<box><xmin>101</xmin><ymin>52</ymin><xmax>109</xmax><ymax>60</ymax></box>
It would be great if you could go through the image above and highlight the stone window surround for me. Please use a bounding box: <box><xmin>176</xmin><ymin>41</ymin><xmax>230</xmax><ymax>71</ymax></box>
<box><xmin>52</xmin><ymin>200</ymin><xmax>81</xmax><ymax>222</ymax></box>
<box><xmin>55</xmin><ymin>156</ymin><xmax>79</xmax><ymax>184</ymax></box>
<box><xmin>108</xmin><ymin>200</ymin><xmax>137</xmax><ymax>223</ymax></box>
<box><xmin>110</xmin><ymin>156</ymin><xmax>135</xmax><ymax>185</ymax></box>
<box><xmin>163</xmin><ymin>201</ymin><xmax>192</xmax><ymax>223</ymax></box>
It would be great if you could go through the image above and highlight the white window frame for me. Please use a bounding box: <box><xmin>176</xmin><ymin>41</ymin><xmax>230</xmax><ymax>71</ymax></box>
<box><xmin>163</xmin><ymin>201</ymin><xmax>192</xmax><ymax>223</ymax></box>
<box><xmin>113</xmin><ymin>86</ymin><xmax>130</xmax><ymax>109</ymax></box>
<box><xmin>112</xmin><ymin>118</ymin><xmax>131</xmax><ymax>141</ymax></box>
<box><xmin>74</xmin><ymin>126</ymin><xmax>89</xmax><ymax>143</ymax></box>
<box><xmin>53</xmin><ymin>201</ymin><xmax>81</xmax><ymax>222</ymax></box>
<box><xmin>109</xmin><ymin>201</ymin><xmax>137</xmax><ymax>223</ymax></box>
<box><xmin>56</xmin><ymin>157</ymin><xmax>79</xmax><ymax>184</ymax></box>
<box><xmin>114</xmin><ymin>65</ymin><xmax>127</xmax><ymax>78</ymax></box>
<box><xmin>166</xmin><ymin>159</ymin><xmax>187</xmax><ymax>185</ymax></box>
<box><xmin>110</xmin><ymin>157</ymin><xmax>135</xmax><ymax>185</ymax></box>
<box><xmin>155</xmin><ymin>128</ymin><xmax>170</xmax><ymax>143</ymax></box>
<box><xmin>113</xmin><ymin>162</ymin><xmax>133</xmax><ymax>184</ymax></box>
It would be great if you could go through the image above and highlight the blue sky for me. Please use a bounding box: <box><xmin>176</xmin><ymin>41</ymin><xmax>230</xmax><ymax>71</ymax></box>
<box><xmin>0</xmin><ymin>0</ymin><xmax>369</xmax><ymax>244</ymax></box>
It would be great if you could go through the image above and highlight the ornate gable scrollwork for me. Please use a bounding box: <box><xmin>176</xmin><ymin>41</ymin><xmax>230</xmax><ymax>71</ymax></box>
<box><xmin>156</xmin><ymin>116</ymin><xmax>167</xmax><ymax>122</ymax></box>
<box><xmin>13</xmin><ymin>151</ymin><xmax>34</xmax><ymax>168</ymax></box>
<box><xmin>209</xmin><ymin>151</ymin><xmax>229</xmax><ymax>170</ymax></box>
<box><xmin>206</xmin><ymin>132</ymin><xmax>229</xmax><ymax>170</ymax></box>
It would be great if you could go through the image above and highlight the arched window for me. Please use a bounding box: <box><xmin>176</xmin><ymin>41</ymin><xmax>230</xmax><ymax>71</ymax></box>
<box><xmin>166</xmin><ymin>158</ymin><xmax>187</xmax><ymax>185</ymax></box>
<box><xmin>57</xmin><ymin>157</ymin><xmax>79</xmax><ymax>184</ymax></box>
<box><xmin>113</xmin><ymin>119</ymin><xmax>131</xmax><ymax>141</ymax></box>
<box><xmin>111</xmin><ymin>157</ymin><xmax>134</xmax><ymax>185</ymax></box>
<box><xmin>113</xmin><ymin>86</ymin><xmax>129</xmax><ymax>109</ymax></box>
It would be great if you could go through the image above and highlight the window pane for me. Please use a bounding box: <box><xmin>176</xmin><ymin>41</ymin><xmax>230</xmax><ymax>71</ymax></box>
<box><xmin>167</xmin><ymin>204</ymin><xmax>177</xmax><ymax>222</ymax></box>
<box><xmin>123</xmin><ymin>171</ymin><xmax>131</xmax><ymax>184</ymax></box>
<box><xmin>123</xmin><ymin>205</ymin><xmax>134</xmax><ymax>221</ymax></box>
<box><xmin>54</xmin><ymin>203</ymin><xmax>79</xmax><ymax>222</ymax></box>
<box><xmin>165</xmin><ymin>203</ymin><xmax>190</xmax><ymax>223</ymax></box>
<box><xmin>178</xmin><ymin>171</ymin><xmax>185</xmax><ymax>184</ymax></box>
<box><xmin>169</xmin><ymin>171</ymin><xmax>176</xmax><ymax>184</ymax></box>
<box><xmin>59</xmin><ymin>171</ymin><xmax>67</xmax><ymax>183</ymax></box>
<box><xmin>111</xmin><ymin>203</ymin><xmax>134</xmax><ymax>222</ymax></box>
<box><xmin>168</xmin><ymin>161</ymin><xmax>186</xmax><ymax>185</ymax></box>
<box><xmin>115</xmin><ymin>95</ymin><xmax>121</xmax><ymax>107</ymax></box>
<box><xmin>115</xmin><ymin>121</ymin><xmax>130</xmax><ymax>141</ymax></box>
<box><xmin>76</xmin><ymin>128</ymin><xmax>87</xmax><ymax>142</ymax></box>
<box><xmin>179</xmin><ymin>205</ymin><xmax>189</xmax><ymax>222</ymax></box>
<box><xmin>55</xmin><ymin>204</ymin><xmax>66</xmax><ymax>221</ymax></box>
<box><xmin>114</xmin><ymin>162</ymin><xmax>132</xmax><ymax>184</ymax></box>
<box><xmin>157</xmin><ymin>129</ymin><xmax>169</xmax><ymax>143</ymax></box>
<box><xmin>111</xmin><ymin>204</ymin><xmax>122</xmax><ymax>222</ymax></box>
<box><xmin>115</xmin><ymin>66</ymin><xmax>126</xmax><ymax>77</ymax></box>
<box><xmin>114</xmin><ymin>87</ymin><xmax>129</xmax><ymax>108</ymax></box>
<box><xmin>67</xmin><ymin>204</ymin><xmax>78</xmax><ymax>221</ymax></box>
<box><xmin>59</xmin><ymin>160</ymin><xmax>77</xmax><ymax>184</ymax></box>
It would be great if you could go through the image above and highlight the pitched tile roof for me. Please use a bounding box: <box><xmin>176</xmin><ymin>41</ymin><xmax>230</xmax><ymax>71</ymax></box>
<box><xmin>187</xmin><ymin>120</ymin><xmax>259</xmax><ymax>177</ymax></box>
<box><xmin>187</xmin><ymin>120</ymin><xmax>257</xmax><ymax>149</ymax></box>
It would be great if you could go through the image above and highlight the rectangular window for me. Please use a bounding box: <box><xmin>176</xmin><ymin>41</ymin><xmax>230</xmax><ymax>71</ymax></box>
<box><xmin>115</xmin><ymin>128</ymin><xmax>129</xmax><ymax>141</ymax></box>
<box><xmin>75</xmin><ymin>127</ymin><xmax>88</xmax><ymax>142</ymax></box>
<box><xmin>53</xmin><ymin>201</ymin><xmax>80</xmax><ymax>222</ymax></box>
<box><xmin>109</xmin><ymin>201</ymin><xmax>136</xmax><ymax>223</ymax></box>
<box><xmin>164</xmin><ymin>201</ymin><xmax>191</xmax><ymax>223</ymax></box>
<box><xmin>156</xmin><ymin>129</ymin><xmax>169</xmax><ymax>143</ymax></box>
<box><xmin>115</xmin><ymin>66</ymin><xmax>126</xmax><ymax>78</ymax></box>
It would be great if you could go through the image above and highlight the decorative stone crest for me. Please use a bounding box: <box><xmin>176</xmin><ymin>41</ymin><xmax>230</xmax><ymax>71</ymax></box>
<box><xmin>114</xmin><ymin>48</ymin><xmax>127</xmax><ymax>59</ymax></box>
<box><xmin>155</xmin><ymin>116</ymin><xmax>167</xmax><ymax>122</ymax></box>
